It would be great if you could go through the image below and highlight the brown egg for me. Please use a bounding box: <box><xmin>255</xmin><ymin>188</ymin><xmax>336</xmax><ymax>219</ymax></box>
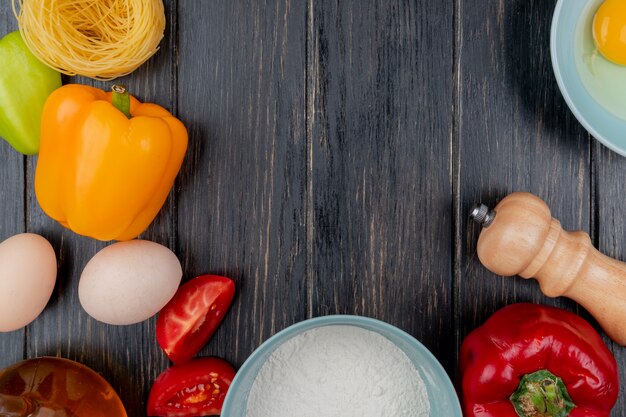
<box><xmin>0</xmin><ymin>233</ymin><xmax>57</xmax><ymax>332</ymax></box>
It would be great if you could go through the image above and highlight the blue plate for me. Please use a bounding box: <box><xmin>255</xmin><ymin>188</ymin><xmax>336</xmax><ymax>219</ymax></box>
<box><xmin>551</xmin><ymin>0</ymin><xmax>626</xmax><ymax>156</ymax></box>
<box><xmin>221</xmin><ymin>315</ymin><xmax>462</xmax><ymax>417</ymax></box>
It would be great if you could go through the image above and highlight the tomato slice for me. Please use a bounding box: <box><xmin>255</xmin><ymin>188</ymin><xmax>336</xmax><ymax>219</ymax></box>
<box><xmin>157</xmin><ymin>275</ymin><xmax>235</xmax><ymax>363</ymax></box>
<box><xmin>147</xmin><ymin>357</ymin><xmax>236</xmax><ymax>416</ymax></box>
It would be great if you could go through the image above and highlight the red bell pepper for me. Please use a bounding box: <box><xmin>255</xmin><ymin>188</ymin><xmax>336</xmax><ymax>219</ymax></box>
<box><xmin>460</xmin><ymin>303</ymin><xmax>618</xmax><ymax>417</ymax></box>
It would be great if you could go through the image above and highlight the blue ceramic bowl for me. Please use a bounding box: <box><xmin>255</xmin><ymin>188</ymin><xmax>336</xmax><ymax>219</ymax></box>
<box><xmin>551</xmin><ymin>0</ymin><xmax>626</xmax><ymax>156</ymax></box>
<box><xmin>221</xmin><ymin>315</ymin><xmax>462</xmax><ymax>417</ymax></box>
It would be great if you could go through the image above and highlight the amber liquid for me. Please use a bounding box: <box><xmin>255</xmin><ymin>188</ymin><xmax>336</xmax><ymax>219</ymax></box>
<box><xmin>0</xmin><ymin>357</ymin><xmax>127</xmax><ymax>417</ymax></box>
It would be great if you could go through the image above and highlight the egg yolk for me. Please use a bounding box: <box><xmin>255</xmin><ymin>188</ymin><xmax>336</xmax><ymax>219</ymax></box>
<box><xmin>593</xmin><ymin>0</ymin><xmax>626</xmax><ymax>66</ymax></box>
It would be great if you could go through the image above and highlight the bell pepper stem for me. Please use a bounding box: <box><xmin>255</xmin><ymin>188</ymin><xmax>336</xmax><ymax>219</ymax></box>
<box><xmin>111</xmin><ymin>85</ymin><xmax>131</xmax><ymax>119</ymax></box>
<box><xmin>510</xmin><ymin>370</ymin><xmax>575</xmax><ymax>417</ymax></box>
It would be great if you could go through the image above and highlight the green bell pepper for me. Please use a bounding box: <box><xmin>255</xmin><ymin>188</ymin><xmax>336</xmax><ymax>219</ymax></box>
<box><xmin>0</xmin><ymin>31</ymin><xmax>61</xmax><ymax>155</ymax></box>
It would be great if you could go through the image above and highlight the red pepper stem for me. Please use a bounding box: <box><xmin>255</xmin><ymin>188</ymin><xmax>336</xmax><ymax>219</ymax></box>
<box><xmin>510</xmin><ymin>370</ymin><xmax>575</xmax><ymax>417</ymax></box>
<box><xmin>111</xmin><ymin>85</ymin><xmax>131</xmax><ymax>119</ymax></box>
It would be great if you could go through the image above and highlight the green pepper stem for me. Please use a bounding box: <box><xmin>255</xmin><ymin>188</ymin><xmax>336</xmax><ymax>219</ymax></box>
<box><xmin>111</xmin><ymin>85</ymin><xmax>131</xmax><ymax>119</ymax></box>
<box><xmin>510</xmin><ymin>370</ymin><xmax>575</xmax><ymax>417</ymax></box>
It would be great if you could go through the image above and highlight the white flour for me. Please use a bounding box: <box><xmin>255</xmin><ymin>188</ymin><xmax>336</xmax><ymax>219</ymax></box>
<box><xmin>245</xmin><ymin>325</ymin><xmax>430</xmax><ymax>417</ymax></box>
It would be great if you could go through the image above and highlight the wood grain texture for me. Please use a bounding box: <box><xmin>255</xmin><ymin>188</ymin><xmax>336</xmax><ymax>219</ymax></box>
<box><xmin>176</xmin><ymin>0</ymin><xmax>307</xmax><ymax>367</ymax></box>
<box><xmin>3</xmin><ymin>1</ymin><xmax>626</xmax><ymax>415</ymax></box>
<box><xmin>596</xmin><ymin>144</ymin><xmax>626</xmax><ymax>415</ymax></box>
<box><xmin>0</xmin><ymin>7</ymin><xmax>24</xmax><ymax>370</ymax></box>
<box><xmin>21</xmin><ymin>2</ymin><xmax>177</xmax><ymax>415</ymax></box>
<box><xmin>456</xmin><ymin>0</ymin><xmax>591</xmax><ymax>355</ymax></box>
<box><xmin>308</xmin><ymin>0</ymin><xmax>455</xmax><ymax>371</ymax></box>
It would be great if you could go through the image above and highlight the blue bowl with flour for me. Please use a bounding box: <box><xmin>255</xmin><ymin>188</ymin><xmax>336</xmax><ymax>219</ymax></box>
<box><xmin>221</xmin><ymin>315</ymin><xmax>462</xmax><ymax>417</ymax></box>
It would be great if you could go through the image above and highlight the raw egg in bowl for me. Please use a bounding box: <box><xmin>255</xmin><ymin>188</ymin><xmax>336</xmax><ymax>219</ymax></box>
<box><xmin>551</xmin><ymin>0</ymin><xmax>626</xmax><ymax>156</ymax></box>
<box><xmin>592</xmin><ymin>0</ymin><xmax>626</xmax><ymax>66</ymax></box>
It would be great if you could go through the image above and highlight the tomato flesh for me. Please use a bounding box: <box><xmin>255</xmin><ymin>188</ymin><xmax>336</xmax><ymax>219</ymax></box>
<box><xmin>157</xmin><ymin>275</ymin><xmax>235</xmax><ymax>363</ymax></box>
<box><xmin>165</xmin><ymin>373</ymin><xmax>225</xmax><ymax>407</ymax></box>
<box><xmin>147</xmin><ymin>357</ymin><xmax>235</xmax><ymax>417</ymax></box>
<box><xmin>167</xmin><ymin>384</ymin><xmax>212</xmax><ymax>406</ymax></box>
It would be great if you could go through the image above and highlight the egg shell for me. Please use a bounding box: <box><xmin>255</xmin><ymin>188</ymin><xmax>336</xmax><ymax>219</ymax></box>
<box><xmin>79</xmin><ymin>240</ymin><xmax>182</xmax><ymax>325</ymax></box>
<box><xmin>0</xmin><ymin>233</ymin><xmax>57</xmax><ymax>332</ymax></box>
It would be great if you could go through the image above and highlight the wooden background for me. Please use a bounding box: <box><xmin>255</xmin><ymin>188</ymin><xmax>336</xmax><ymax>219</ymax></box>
<box><xmin>1</xmin><ymin>0</ymin><xmax>625</xmax><ymax>415</ymax></box>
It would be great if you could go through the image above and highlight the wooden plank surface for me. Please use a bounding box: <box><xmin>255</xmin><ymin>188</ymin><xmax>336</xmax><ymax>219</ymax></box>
<box><xmin>456</xmin><ymin>0</ymin><xmax>590</xmax><ymax>342</ymax></box>
<box><xmin>176</xmin><ymin>0</ymin><xmax>307</xmax><ymax>367</ymax></box>
<box><xmin>0</xmin><ymin>6</ymin><xmax>24</xmax><ymax>370</ymax></box>
<box><xmin>307</xmin><ymin>0</ymin><xmax>455</xmax><ymax>371</ymax></box>
<box><xmin>597</xmin><ymin>145</ymin><xmax>626</xmax><ymax>415</ymax></box>
<box><xmin>2</xmin><ymin>1</ymin><xmax>626</xmax><ymax>416</ymax></box>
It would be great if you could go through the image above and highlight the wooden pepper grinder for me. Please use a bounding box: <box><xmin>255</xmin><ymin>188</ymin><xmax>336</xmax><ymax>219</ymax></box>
<box><xmin>470</xmin><ymin>191</ymin><xmax>626</xmax><ymax>345</ymax></box>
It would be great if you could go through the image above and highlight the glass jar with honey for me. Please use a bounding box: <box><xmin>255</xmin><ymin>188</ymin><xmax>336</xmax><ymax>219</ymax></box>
<box><xmin>0</xmin><ymin>357</ymin><xmax>127</xmax><ymax>417</ymax></box>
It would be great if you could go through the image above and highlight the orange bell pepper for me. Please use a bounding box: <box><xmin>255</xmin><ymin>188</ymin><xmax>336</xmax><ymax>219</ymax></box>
<box><xmin>35</xmin><ymin>84</ymin><xmax>188</xmax><ymax>241</ymax></box>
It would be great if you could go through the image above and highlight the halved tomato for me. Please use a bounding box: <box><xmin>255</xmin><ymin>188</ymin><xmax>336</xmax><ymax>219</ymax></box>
<box><xmin>147</xmin><ymin>357</ymin><xmax>236</xmax><ymax>416</ymax></box>
<box><xmin>156</xmin><ymin>274</ymin><xmax>235</xmax><ymax>363</ymax></box>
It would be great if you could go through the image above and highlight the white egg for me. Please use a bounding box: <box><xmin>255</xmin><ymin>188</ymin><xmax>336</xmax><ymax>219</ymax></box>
<box><xmin>78</xmin><ymin>240</ymin><xmax>182</xmax><ymax>325</ymax></box>
<box><xmin>0</xmin><ymin>233</ymin><xmax>57</xmax><ymax>332</ymax></box>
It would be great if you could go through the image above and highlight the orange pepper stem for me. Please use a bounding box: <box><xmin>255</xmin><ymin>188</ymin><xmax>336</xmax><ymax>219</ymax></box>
<box><xmin>111</xmin><ymin>85</ymin><xmax>131</xmax><ymax>119</ymax></box>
